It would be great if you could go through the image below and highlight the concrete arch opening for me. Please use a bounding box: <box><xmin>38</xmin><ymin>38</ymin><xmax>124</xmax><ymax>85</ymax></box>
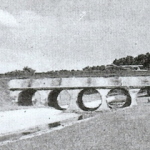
<box><xmin>48</xmin><ymin>90</ymin><xmax>70</xmax><ymax>110</ymax></box>
<box><xmin>137</xmin><ymin>87</ymin><xmax>150</xmax><ymax>103</ymax></box>
<box><xmin>77</xmin><ymin>88</ymin><xmax>102</xmax><ymax>111</ymax></box>
<box><xmin>18</xmin><ymin>89</ymin><xmax>36</xmax><ymax>106</ymax></box>
<box><xmin>107</xmin><ymin>88</ymin><xmax>131</xmax><ymax>109</ymax></box>
<box><xmin>147</xmin><ymin>87</ymin><xmax>150</xmax><ymax>96</ymax></box>
<box><xmin>138</xmin><ymin>87</ymin><xmax>150</xmax><ymax>97</ymax></box>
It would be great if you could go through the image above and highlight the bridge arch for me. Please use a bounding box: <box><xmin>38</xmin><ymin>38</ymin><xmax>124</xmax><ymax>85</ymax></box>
<box><xmin>137</xmin><ymin>86</ymin><xmax>150</xmax><ymax>103</ymax></box>
<box><xmin>148</xmin><ymin>87</ymin><xmax>150</xmax><ymax>96</ymax></box>
<box><xmin>18</xmin><ymin>89</ymin><xmax>36</xmax><ymax>106</ymax></box>
<box><xmin>77</xmin><ymin>88</ymin><xmax>102</xmax><ymax>111</ymax></box>
<box><xmin>138</xmin><ymin>87</ymin><xmax>150</xmax><ymax>96</ymax></box>
<box><xmin>107</xmin><ymin>87</ymin><xmax>131</xmax><ymax>108</ymax></box>
<box><xmin>48</xmin><ymin>89</ymin><xmax>70</xmax><ymax>110</ymax></box>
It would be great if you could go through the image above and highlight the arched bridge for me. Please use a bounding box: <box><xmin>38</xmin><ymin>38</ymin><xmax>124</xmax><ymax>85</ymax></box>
<box><xmin>9</xmin><ymin>76</ymin><xmax>150</xmax><ymax>112</ymax></box>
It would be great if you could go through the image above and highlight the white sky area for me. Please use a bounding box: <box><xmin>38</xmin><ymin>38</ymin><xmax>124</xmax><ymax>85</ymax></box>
<box><xmin>0</xmin><ymin>0</ymin><xmax>150</xmax><ymax>73</ymax></box>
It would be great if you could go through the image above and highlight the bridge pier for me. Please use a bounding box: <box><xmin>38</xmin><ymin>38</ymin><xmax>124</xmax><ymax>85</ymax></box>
<box><xmin>32</xmin><ymin>90</ymin><xmax>51</xmax><ymax>106</ymax></box>
<box><xmin>96</xmin><ymin>89</ymin><xmax>110</xmax><ymax>111</ymax></box>
<box><xmin>66</xmin><ymin>89</ymin><xmax>83</xmax><ymax>112</ymax></box>
<box><xmin>128</xmin><ymin>89</ymin><xmax>140</xmax><ymax>107</ymax></box>
<box><xmin>10</xmin><ymin>91</ymin><xmax>22</xmax><ymax>104</ymax></box>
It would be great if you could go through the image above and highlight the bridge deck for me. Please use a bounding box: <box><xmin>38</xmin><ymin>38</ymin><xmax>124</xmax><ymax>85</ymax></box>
<box><xmin>9</xmin><ymin>86</ymin><xmax>150</xmax><ymax>91</ymax></box>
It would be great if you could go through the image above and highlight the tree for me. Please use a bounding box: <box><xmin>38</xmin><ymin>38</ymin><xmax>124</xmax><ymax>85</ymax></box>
<box><xmin>23</xmin><ymin>66</ymin><xmax>35</xmax><ymax>75</ymax></box>
<box><xmin>112</xmin><ymin>52</ymin><xmax>150</xmax><ymax>70</ymax></box>
<box><xmin>126</xmin><ymin>56</ymin><xmax>134</xmax><ymax>65</ymax></box>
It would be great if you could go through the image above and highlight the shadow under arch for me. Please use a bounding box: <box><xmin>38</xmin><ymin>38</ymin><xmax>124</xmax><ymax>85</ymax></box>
<box><xmin>18</xmin><ymin>89</ymin><xmax>36</xmax><ymax>106</ymax></box>
<box><xmin>107</xmin><ymin>87</ymin><xmax>131</xmax><ymax>108</ymax></box>
<box><xmin>48</xmin><ymin>89</ymin><xmax>66</xmax><ymax>110</ymax></box>
<box><xmin>77</xmin><ymin>88</ymin><xmax>101</xmax><ymax>111</ymax></box>
<box><xmin>148</xmin><ymin>87</ymin><xmax>150</xmax><ymax>96</ymax></box>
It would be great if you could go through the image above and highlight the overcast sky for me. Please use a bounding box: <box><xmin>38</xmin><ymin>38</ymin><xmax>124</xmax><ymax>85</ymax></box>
<box><xmin>0</xmin><ymin>0</ymin><xmax>149</xmax><ymax>73</ymax></box>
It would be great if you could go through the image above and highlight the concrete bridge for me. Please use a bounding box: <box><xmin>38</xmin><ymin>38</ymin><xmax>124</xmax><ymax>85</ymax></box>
<box><xmin>9</xmin><ymin>76</ymin><xmax>150</xmax><ymax>112</ymax></box>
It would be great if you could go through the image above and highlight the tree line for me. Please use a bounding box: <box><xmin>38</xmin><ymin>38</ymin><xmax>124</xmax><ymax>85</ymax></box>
<box><xmin>113</xmin><ymin>52</ymin><xmax>150</xmax><ymax>69</ymax></box>
<box><xmin>4</xmin><ymin>67</ymin><xmax>35</xmax><ymax>77</ymax></box>
<box><xmin>3</xmin><ymin>52</ymin><xmax>150</xmax><ymax>78</ymax></box>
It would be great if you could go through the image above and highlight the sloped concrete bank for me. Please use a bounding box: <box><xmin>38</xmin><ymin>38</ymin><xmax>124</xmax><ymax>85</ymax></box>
<box><xmin>0</xmin><ymin>105</ymin><xmax>150</xmax><ymax>150</ymax></box>
<box><xmin>0</xmin><ymin>108</ymin><xmax>81</xmax><ymax>134</ymax></box>
<box><xmin>0</xmin><ymin>113</ymin><xmax>81</xmax><ymax>145</ymax></box>
<box><xmin>0</xmin><ymin>109</ymin><xmax>99</xmax><ymax>146</ymax></box>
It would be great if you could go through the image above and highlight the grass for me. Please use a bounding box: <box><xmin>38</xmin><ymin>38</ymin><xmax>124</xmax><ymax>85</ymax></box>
<box><xmin>0</xmin><ymin>101</ymin><xmax>150</xmax><ymax>150</ymax></box>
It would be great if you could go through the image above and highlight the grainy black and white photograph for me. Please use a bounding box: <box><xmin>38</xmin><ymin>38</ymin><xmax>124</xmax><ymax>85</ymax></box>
<box><xmin>0</xmin><ymin>0</ymin><xmax>150</xmax><ymax>149</ymax></box>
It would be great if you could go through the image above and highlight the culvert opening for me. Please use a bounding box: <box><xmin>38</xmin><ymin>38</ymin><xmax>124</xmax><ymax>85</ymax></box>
<box><xmin>147</xmin><ymin>87</ymin><xmax>150</xmax><ymax>96</ymax></box>
<box><xmin>18</xmin><ymin>89</ymin><xmax>36</xmax><ymax>106</ymax></box>
<box><xmin>137</xmin><ymin>87</ymin><xmax>150</xmax><ymax>104</ymax></box>
<box><xmin>107</xmin><ymin>88</ymin><xmax>131</xmax><ymax>109</ymax></box>
<box><xmin>138</xmin><ymin>88</ymin><xmax>147</xmax><ymax>97</ymax></box>
<box><xmin>48</xmin><ymin>90</ymin><xmax>70</xmax><ymax>110</ymax></box>
<box><xmin>77</xmin><ymin>89</ymin><xmax>102</xmax><ymax>111</ymax></box>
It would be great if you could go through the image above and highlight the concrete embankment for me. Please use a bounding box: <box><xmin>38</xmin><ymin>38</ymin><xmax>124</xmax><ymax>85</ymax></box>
<box><xmin>0</xmin><ymin>108</ymin><xmax>79</xmax><ymax>136</ymax></box>
<box><xmin>0</xmin><ymin>103</ymin><xmax>150</xmax><ymax>150</ymax></box>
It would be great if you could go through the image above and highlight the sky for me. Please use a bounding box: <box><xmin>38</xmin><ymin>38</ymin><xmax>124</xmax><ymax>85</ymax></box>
<box><xmin>0</xmin><ymin>0</ymin><xmax>150</xmax><ymax>73</ymax></box>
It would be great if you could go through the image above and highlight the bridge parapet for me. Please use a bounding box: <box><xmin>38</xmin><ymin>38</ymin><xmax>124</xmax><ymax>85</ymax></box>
<box><xmin>121</xmin><ymin>77</ymin><xmax>150</xmax><ymax>86</ymax></box>
<box><xmin>8</xmin><ymin>76</ymin><xmax>150</xmax><ymax>89</ymax></box>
